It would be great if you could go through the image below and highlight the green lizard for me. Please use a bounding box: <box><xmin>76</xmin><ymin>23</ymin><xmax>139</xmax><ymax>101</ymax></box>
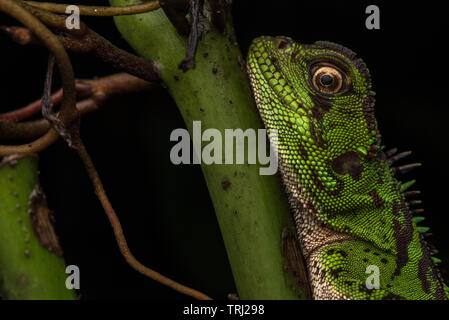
<box><xmin>247</xmin><ymin>36</ymin><xmax>448</xmax><ymax>299</ymax></box>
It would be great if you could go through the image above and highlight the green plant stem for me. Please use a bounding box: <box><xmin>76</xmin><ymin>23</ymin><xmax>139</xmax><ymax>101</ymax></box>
<box><xmin>0</xmin><ymin>155</ymin><xmax>76</xmax><ymax>300</ymax></box>
<box><xmin>110</xmin><ymin>0</ymin><xmax>307</xmax><ymax>299</ymax></box>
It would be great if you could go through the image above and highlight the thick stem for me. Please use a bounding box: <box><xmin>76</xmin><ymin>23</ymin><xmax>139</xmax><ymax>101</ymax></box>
<box><xmin>110</xmin><ymin>0</ymin><xmax>308</xmax><ymax>299</ymax></box>
<box><xmin>0</xmin><ymin>155</ymin><xmax>76</xmax><ymax>299</ymax></box>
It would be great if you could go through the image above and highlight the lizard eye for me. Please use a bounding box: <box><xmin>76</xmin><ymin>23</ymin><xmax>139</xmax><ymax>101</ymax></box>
<box><xmin>312</xmin><ymin>66</ymin><xmax>344</xmax><ymax>94</ymax></box>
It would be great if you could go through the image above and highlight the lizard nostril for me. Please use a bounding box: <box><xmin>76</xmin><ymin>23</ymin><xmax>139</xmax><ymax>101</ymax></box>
<box><xmin>276</xmin><ymin>37</ymin><xmax>291</xmax><ymax>51</ymax></box>
<box><xmin>277</xmin><ymin>39</ymin><xmax>289</xmax><ymax>50</ymax></box>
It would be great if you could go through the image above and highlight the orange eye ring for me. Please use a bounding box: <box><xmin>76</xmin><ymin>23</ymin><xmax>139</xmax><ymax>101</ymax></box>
<box><xmin>312</xmin><ymin>66</ymin><xmax>344</xmax><ymax>94</ymax></box>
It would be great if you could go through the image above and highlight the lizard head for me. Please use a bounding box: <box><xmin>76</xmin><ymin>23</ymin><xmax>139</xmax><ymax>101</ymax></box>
<box><xmin>247</xmin><ymin>35</ymin><xmax>379</xmax><ymax>205</ymax></box>
<box><xmin>247</xmin><ymin>36</ymin><xmax>378</xmax><ymax>166</ymax></box>
<box><xmin>247</xmin><ymin>36</ymin><xmax>398</xmax><ymax>250</ymax></box>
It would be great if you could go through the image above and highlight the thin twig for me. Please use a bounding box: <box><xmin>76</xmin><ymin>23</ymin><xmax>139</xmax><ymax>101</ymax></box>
<box><xmin>61</xmin><ymin>28</ymin><xmax>160</xmax><ymax>82</ymax></box>
<box><xmin>22</xmin><ymin>2</ymin><xmax>88</xmax><ymax>36</ymax></box>
<box><xmin>0</xmin><ymin>129</ymin><xmax>60</xmax><ymax>156</ymax></box>
<box><xmin>41</xmin><ymin>54</ymin><xmax>81</xmax><ymax>147</ymax></box>
<box><xmin>1</xmin><ymin>25</ymin><xmax>160</xmax><ymax>82</ymax></box>
<box><xmin>179</xmin><ymin>0</ymin><xmax>204</xmax><ymax>71</ymax></box>
<box><xmin>19</xmin><ymin>4</ymin><xmax>159</xmax><ymax>81</ymax></box>
<box><xmin>1</xmin><ymin>73</ymin><xmax>157</xmax><ymax>139</ymax></box>
<box><xmin>0</xmin><ymin>119</ymin><xmax>50</xmax><ymax>141</ymax></box>
<box><xmin>0</xmin><ymin>82</ymin><xmax>91</xmax><ymax>123</ymax></box>
<box><xmin>76</xmin><ymin>141</ymin><xmax>212</xmax><ymax>300</ymax></box>
<box><xmin>0</xmin><ymin>0</ymin><xmax>78</xmax><ymax>152</ymax></box>
<box><xmin>0</xmin><ymin>88</ymin><xmax>63</xmax><ymax>122</ymax></box>
<box><xmin>25</xmin><ymin>1</ymin><xmax>160</xmax><ymax>16</ymax></box>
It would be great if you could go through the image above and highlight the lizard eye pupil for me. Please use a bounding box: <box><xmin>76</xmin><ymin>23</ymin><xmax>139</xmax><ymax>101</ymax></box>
<box><xmin>312</xmin><ymin>65</ymin><xmax>344</xmax><ymax>94</ymax></box>
<box><xmin>320</xmin><ymin>74</ymin><xmax>334</xmax><ymax>86</ymax></box>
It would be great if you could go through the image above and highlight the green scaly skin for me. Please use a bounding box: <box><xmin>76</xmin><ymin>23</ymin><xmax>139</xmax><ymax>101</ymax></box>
<box><xmin>247</xmin><ymin>36</ymin><xmax>448</xmax><ymax>299</ymax></box>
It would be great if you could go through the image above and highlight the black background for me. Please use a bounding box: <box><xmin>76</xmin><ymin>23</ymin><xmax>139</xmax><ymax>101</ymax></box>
<box><xmin>1</xmin><ymin>1</ymin><xmax>448</xmax><ymax>300</ymax></box>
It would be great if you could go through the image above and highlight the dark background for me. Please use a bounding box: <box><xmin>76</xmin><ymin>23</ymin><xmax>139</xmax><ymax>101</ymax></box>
<box><xmin>1</xmin><ymin>1</ymin><xmax>448</xmax><ymax>299</ymax></box>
